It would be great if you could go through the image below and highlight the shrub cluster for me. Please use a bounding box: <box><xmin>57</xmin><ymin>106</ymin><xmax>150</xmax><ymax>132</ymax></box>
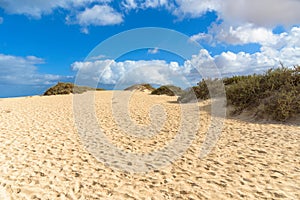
<box><xmin>44</xmin><ymin>82</ymin><xmax>104</xmax><ymax>96</ymax></box>
<box><xmin>178</xmin><ymin>66</ymin><xmax>300</xmax><ymax>121</ymax></box>
<box><xmin>226</xmin><ymin>66</ymin><xmax>299</xmax><ymax>121</ymax></box>
<box><xmin>178</xmin><ymin>78</ymin><xmax>225</xmax><ymax>103</ymax></box>
<box><xmin>151</xmin><ymin>85</ymin><xmax>184</xmax><ymax>96</ymax></box>
<box><xmin>124</xmin><ymin>84</ymin><xmax>155</xmax><ymax>92</ymax></box>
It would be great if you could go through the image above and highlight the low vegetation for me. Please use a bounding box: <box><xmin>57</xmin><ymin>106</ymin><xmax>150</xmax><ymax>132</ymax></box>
<box><xmin>124</xmin><ymin>84</ymin><xmax>155</xmax><ymax>92</ymax></box>
<box><xmin>178</xmin><ymin>79</ymin><xmax>225</xmax><ymax>103</ymax></box>
<box><xmin>151</xmin><ymin>85</ymin><xmax>184</xmax><ymax>96</ymax></box>
<box><xmin>44</xmin><ymin>82</ymin><xmax>104</xmax><ymax>96</ymax></box>
<box><xmin>178</xmin><ymin>66</ymin><xmax>300</xmax><ymax>121</ymax></box>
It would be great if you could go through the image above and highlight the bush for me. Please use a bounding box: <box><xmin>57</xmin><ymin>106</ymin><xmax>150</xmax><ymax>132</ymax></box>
<box><xmin>44</xmin><ymin>82</ymin><xmax>104</xmax><ymax>96</ymax></box>
<box><xmin>151</xmin><ymin>85</ymin><xmax>184</xmax><ymax>96</ymax></box>
<box><xmin>226</xmin><ymin>66</ymin><xmax>300</xmax><ymax>121</ymax></box>
<box><xmin>177</xmin><ymin>65</ymin><xmax>300</xmax><ymax>121</ymax></box>
<box><xmin>178</xmin><ymin>78</ymin><xmax>225</xmax><ymax>103</ymax></box>
<box><xmin>257</xmin><ymin>89</ymin><xmax>300</xmax><ymax>121</ymax></box>
<box><xmin>226</xmin><ymin>74</ymin><xmax>264</xmax><ymax>113</ymax></box>
<box><xmin>124</xmin><ymin>84</ymin><xmax>155</xmax><ymax>92</ymax></box>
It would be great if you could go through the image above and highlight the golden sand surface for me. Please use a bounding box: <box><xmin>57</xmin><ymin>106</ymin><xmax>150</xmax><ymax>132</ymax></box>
<box><xmin>0</xmin><ymin>91</ymin><xmax>299</xmax><ymax>199</ymax></box>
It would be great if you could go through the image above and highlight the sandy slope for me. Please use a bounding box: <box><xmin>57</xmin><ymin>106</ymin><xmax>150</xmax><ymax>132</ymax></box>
<box><xmin>0</xmin><ymin>91</ymin><xmax>299</xmax><ymax>199</ymax></box>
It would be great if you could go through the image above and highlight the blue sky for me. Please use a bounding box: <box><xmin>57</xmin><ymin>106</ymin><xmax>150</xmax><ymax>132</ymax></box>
<box><xmin>0</xmin><ymin>0</ymin><xmax>299</xmax><ymax>97</ymax></box>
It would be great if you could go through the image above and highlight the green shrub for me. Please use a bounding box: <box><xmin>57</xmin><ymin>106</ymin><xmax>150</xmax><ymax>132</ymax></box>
<box><xmin>178</xmin><ymin>78</ymin><xmax>225</xmax><ymax>103</ymax></box>
<box><xmin>257</xmin><ymin>89</ymin><xmax>300</xmax><ymax>121</ymax></box>
<box><xmin>44</xmin><ymin>82</ymin><xmax>104</xmax><ymax>96</ymax></box>
<box><xmin>177</xmin><ymin>65</ymin><xmax>300</xmax><ymax>121</ymax></box>
<box><xmin>124</xmin><ymin>84</ymin><xmax>155</xmax><ymax>92</ymax></box>
<box><xmin>151</xmin><ymin>85</ymin><xmax>184</xmax><ymax>96</ymax></box>
<box><xmin>227</xmin><ymin>66</ymin><xmax>300</xmax><ymax>121</ymax></box>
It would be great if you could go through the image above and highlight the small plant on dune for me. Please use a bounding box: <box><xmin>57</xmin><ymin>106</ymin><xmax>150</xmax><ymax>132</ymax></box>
<box><xmin>178</xmin><ymin>78</ymin><xmax>224</xmax><ymax>103</ymax></box>
<box><xmin>258</xmin><ymin>89</ymin><xmax>299</xmax><ymax>121</ymax></box>
<box><xmin>178</xmin><ymin>65</ymin><xmax>300</xmax><ymax>122</ymax></box>
<box><xmin>151</xmin><ymin>85</ymin><xmax>184</xmax><ymax>96</ymax></box>
<box><xmin>44</xmin><ymin>82</ymin><xmax>104</xmax><ymax>96</ymax></box>
<box><xmin>226</xmin><ymin>74</ymin><xmax>264</xmax><ymax>113</ymax></box>
<box><xmin>226</xmin><ymin>66</ymin><xmax>300</xmax><ymax>121</ymax></box>
<box><xmin>124</xmin><ymin>83</ymin><xmax>155</xmax><ymax>92</ymax></box>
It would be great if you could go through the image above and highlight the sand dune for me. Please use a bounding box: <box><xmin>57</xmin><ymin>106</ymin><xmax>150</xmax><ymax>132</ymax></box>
<box><xmin>0</xmin><ymin>91</ymin><xmax>299</xmax><ymax>199</ymax></box>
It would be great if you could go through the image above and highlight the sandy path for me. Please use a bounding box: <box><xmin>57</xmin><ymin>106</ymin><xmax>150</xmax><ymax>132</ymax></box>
<box><xmin>0</xmin><ymin>91</ymin><xmax>299</xmax><ymax>199</ymax></box>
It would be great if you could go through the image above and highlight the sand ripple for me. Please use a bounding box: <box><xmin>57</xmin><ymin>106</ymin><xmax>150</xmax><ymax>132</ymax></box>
<box><xmin>0</xmin><ymin>92</ymin><xmax>299</xmax><ymax>199</ymax></box>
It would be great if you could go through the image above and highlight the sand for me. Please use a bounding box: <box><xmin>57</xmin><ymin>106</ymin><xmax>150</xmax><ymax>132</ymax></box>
<box><xmin>0</xmin><ymin>91</ymin><xmax>299</xmax><ymax>199</ymax></box>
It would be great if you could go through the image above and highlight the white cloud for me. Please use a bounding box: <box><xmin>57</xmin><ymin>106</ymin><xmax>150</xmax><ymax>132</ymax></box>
<box><xmin>72</xmin><ymin>24</ymin><xmax>300</xmax><ymax>85</ymax></box>
<box><xmin>119</xmin><ymin>0</ymin><xmax>300</xmax><ymax>28</ymax></box>
<box><xmin>80</xmin><ymin>27</ymin><xmax>90</xmax><ymax>34</ymax></box>
<box><xmin>0</xmin><ymin>0</ymin><xmax>65</xmax><ymax>18</ymax></box>
<box><xmin>172</xmin><ymin>0</ymin><xmax>219</xmax><ymax>18</ymax></box>
<box><xmin>192</xmin><ymin>23</ymin><xmax>283</xmax><ymax>46</ymax></box>
<box><xmin>122</xmin><ymin>0</ymin><xmax>138</xmax><ymax>9</ymax></box>
<box><xmin>143</xmin><ymin>0</ymin><xmax>170</xmax><ymax>8</ymax></box>
<box><xmin>0</xmin><ymin>0</ymin><xmax>121</xmax><ymax>29</ymax></box>
<box><xmin>0</xmin><ymin>17</ymin><xmax>3</xmax><ymax>24</ymax></box>
<box><xmin>1</xmin><ymin>0</ymin><xmax>299</xmax><ymax>29</ymax></box>
<box><xmin>219</xmin><ymin>0</ymin><xmax>300</xmax><ymax>27</ymax></box>
<box><xmin>72</xmin><ymin>59</ymin><xmax>198</xmax><ymax>87</ymax></box>
<box><xmin>190</xmin><ymin>32</ymin><xmax>213</xmax><ymax>44</ymax></box>
<box><xmin>0</xmin><ymin>0</ymin><xmax>112</xmax><ymax>18</ymax></box>
<box><xmin>0</xmin><ymin>54</ymin><xmax>71</xmax><ymax>85</ymax></box>
<box><xmin>76</xmin><ymin>5</ymin><xmax>123</xmax><ymax>26</ymax></box>
<box><xmin>171</xmin><ymin>0</ymin><xmax>300</xmax><ymax>27</ymax></box>
<box><xmin>121</xmin><ymin>0</ymin><xmax>172</xmax><ymax>10</ymax></box>
<box><xmin>148</xmin><ymin>47</ymin><xmax>159</xmax><ymax>54</ymax></box>
<box><xmin>190</xmin><ymin>27</ymin><xmax>300</xmax><ymax>77</ymax></box>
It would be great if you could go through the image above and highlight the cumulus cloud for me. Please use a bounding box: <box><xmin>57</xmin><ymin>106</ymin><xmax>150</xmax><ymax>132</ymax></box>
<box><xmin>72</xmin><ymin>59</ymin><xmax>198</xmax><ymax>87</ymax></box>
<box><xmin>1</xmin><ymin>0</ymin><xmax>299</xmax><ymax>29</ymax></box>
<box><xmin>191</xmin><ymin>23</ymin><xmax>284</xmax><ymax>46</ymax></box>
<box><xmin>0</xmin><ymin>0</ymin><xmax>112</xmax><ymax>18</ymax></box>
<box><xmin>192</xmin><ymin>25</ymin><xmax>300</xmax><ymax>53</ymax></box>
<box><xmin>121</xmin><ymin>0</ymin><xmax>300</xmax><ymax>28</ymax></box>
<box><xmin>76</xmin><ymin>5</ymin><xmax>123</xmax><ymax>26</ymax></box>
<box><xmin>72</xmin><ymin>24</ymin><xmax>300</xmax><ymax>86</ymax></box>
<box><xmin>219</xmin><ymin>0</ymin><xmax>300</xmax><ymax>27</ymax></box>
<box><xmin>172</xmin><ymin>0</ymin><xmax>219</xmax><ymax>18</ymax></box>
<box><xmin>0</xmin><ymin>0</ymin><xmax>121</xmax><ymax>29</ymax></box>
<box><xmin>0</xmin><ymin>54</ymin><xmax>71</xmax><ymax>85</ymax></box>
<box><xmin>193</xmin><ymin>28</ymin><xmax>300</xmax><ymax>77</ymax></box>
<box><xmin>172</xmin><ymin>0</ymin><xmax>300</xmax><ymax>27</ymax></box>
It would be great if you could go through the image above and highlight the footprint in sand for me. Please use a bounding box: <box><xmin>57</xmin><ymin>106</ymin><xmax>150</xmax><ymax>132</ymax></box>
<box><xmin>0</xmin><ymin>185</ymin><xmax>10</xmax><ymax>200</ymax></box>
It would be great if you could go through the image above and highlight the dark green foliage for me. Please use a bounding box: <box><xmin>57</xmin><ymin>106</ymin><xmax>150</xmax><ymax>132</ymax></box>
<box><xmin>177</xmin><ymin>86</ymin><xmax>200</xmax><ymax>103</ymax></box>
<box><xmin>151</xmin><ymin>85</ymin><xmax>184</xmax><ymax>96</ymax></box>
<box><xmin>43</xmin><ymin>82</ymin><xmax>104</xmax><ymax>96</ymax></box>
<box><xmin>226</xmin><ymin>66</ymin><xmax>300</xmax><ymax>121</ymax></box>
<box><xmin>178</xmin><ymin>78</ymin><xmax>225</xmax><ymax>103</ymax></box>
<box><xmin>226</xmin><ymin>74</ymin><xmax>264</xmax><ymax>113</ymax></box>
<box><xmin>223</xmin><ymin>75</ymin><xmax>253</xmax><ymax>85</ymax></box>
<box><xmin>257</xmin><ymin>89</ymin><xmax>300</xmax><ymax>121</ymax></box>
<box><xmin>177</xmin><ymin>66</ymin><xmax>300</xmax><ymax>121</ymax></box>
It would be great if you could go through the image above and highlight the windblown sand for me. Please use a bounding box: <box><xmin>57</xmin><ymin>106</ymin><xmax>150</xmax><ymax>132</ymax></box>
<box><xmin>0</xmin><ymin>91</ymin><xmax>299</xmax><ymax>199</ymax></box>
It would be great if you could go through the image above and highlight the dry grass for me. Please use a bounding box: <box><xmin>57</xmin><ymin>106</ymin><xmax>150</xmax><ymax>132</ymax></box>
<box><xmin>178</xmin><ymin>66</ymin><xmax>300</xmax><ymax>121</ymax></box>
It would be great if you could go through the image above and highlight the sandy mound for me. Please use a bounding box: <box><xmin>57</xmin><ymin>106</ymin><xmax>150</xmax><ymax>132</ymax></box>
<box><xmin>151</xmin><ymin>85</ymin><xmax>184</xmax><ymax>96</ymax></box>
<box><xmin>44</xmin><ymin>82</ymin><xmax>104</xmax><ymax>96</ymax></box>
<box><xmin>124</xmin><ymin>84</ymin><xmax>155</xmax><ymax>93</ymax></box>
